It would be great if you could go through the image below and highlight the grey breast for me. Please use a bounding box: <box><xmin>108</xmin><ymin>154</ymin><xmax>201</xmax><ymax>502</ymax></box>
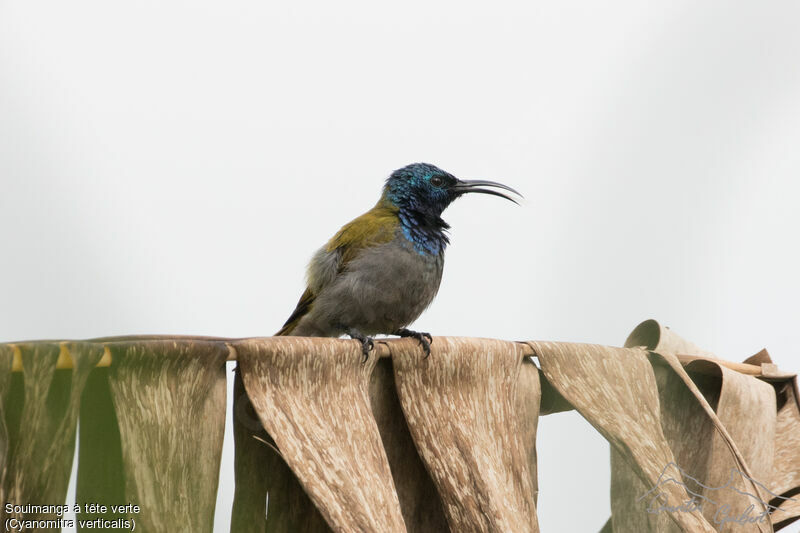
<box><xmin>298</xmin><ymin>229</ymin><xmax>445</xmax><ymax>337</ymax></box>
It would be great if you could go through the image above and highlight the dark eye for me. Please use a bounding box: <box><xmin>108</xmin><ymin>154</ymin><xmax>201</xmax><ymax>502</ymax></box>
<box><xmin>430</xmin><ymin>176</ymin><xmax>444</xmax><ymax>187</ymax></box>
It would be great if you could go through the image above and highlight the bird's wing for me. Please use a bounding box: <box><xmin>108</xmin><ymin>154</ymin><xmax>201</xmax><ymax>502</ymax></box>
<box><xmin>276</xmin><ymin>204</ymin><xmax>399</xmax><ymax>336</ymax></box>
<box><xmin>324</xmin><ymin>205</ymin><xmax>398</xmax><ymax>270</ymax></box>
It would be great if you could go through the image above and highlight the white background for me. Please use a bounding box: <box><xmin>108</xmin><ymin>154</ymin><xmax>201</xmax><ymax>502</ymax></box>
<box><xmin>2</xmin><ymin>1</ymin><xmax>799</xmax><ymax>531</ymax></box>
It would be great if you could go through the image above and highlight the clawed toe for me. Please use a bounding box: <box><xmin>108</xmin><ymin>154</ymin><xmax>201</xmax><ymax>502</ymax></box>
<box><xmin>418</xmin><ymin>335</ymin><xmax>431</xmax><ymax>359</ymax></box>
<box><xmin>361</xmin><ymin>337</ymin><xmax>375</xmax><ymax>361</ymax></box>
<box><xmin>345</xmin><ymin>328</ymin><xmax>375</xmax><ymax>363</ymax></box>
<box><xmin>360</xmin><ymin>337</ymin><xmax>374</xmax><ymax>361</ymax></box>
<box><xmin>395</xmin><ymin>328</ymin><xmax>433</xmax><ymax>358</ymax></box>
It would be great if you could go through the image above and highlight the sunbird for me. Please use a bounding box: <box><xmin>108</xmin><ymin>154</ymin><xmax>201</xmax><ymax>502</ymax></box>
<box><xmin>277</xmin><ymin>162</ymin><xmax>521</xmax><ymax>357</ymax></box>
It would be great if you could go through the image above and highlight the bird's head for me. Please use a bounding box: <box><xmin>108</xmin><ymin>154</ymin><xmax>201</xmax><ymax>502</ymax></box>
<box><xmin>383</xmin><ymin>162</ymin><xmax>521</xmax><ymax>216</ymax></box>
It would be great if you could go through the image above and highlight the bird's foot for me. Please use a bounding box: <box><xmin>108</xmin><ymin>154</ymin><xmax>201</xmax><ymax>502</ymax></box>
<box><xmin>395</xmin><ymin>328</ymin><xmax>432</xmax><ymax>358</ymax></box>
<box><xmin>346</xmin><ymin>328</ymin><xmax>375</xmax><ymax>362</ymax></box>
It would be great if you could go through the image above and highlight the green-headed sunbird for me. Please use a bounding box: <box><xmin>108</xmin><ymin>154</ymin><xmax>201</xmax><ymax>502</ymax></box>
<box><xmin>277</xmin><ymin>162</ymin><xmax>521</xmax><ymax>357</ymax></box>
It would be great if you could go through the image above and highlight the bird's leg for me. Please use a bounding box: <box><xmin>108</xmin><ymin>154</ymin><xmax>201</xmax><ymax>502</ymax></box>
<box><xmin>343</xmin><ymin>327</ymin><xmax>374</xmax><ymax>362</ymax></box>
<box><xmin>394</xmin><ymin>328</ymin><xmax>432</xmax><ymax>358</ymax></box>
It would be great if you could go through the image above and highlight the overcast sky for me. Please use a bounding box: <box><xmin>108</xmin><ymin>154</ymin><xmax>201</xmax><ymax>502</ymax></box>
<box><xmin>2</xmin><ymin>1</ymin><xmax>799</xmax><ymax>531</ymax></box>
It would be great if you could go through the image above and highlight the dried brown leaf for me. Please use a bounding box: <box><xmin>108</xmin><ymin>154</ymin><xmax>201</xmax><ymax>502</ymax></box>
<box><xmin>236</xmin><ymin>337</ymin><xmax>406</xmax><ymax>533</ymax></box>
<box><xmin>390</xmin><ymin>337</ymin><xmax>539</xmax><ymax>533</ymax></box>
<box><xmin>106</xmin><ymin>340</ymin><xmax>228</xmax><ymax>532</ymax></box>
<box><xmin>529</xmin><ymin>341</ymin><xmax>717</xmax><ymax>532</ymax></box>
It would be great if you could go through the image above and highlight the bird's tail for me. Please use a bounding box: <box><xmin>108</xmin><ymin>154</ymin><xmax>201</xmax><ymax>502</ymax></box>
<box><xmin>275</xmin><ymin>288</ymin><xmax>315</xmax><ymax>336</ymax></box>
<box><xmin>275</xmin><ymin>322</ymin><xmax>296</xmax><ymax>336</ymax></box>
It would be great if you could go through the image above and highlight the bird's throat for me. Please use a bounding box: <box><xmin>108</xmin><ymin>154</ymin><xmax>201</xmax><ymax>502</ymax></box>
<box><xmin>396</xmin><ymin>206</ymin><xmax>450</xmax><ymax>256</ymax></box>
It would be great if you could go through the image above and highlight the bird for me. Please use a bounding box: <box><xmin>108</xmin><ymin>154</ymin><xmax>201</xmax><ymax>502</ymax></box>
<box><xmin>276</xmin><ymin>162</ymin><xmax>521</xmax><ymax>358</ymax></box>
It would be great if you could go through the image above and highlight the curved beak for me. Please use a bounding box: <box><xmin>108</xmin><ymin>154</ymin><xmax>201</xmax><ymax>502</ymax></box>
<box><xmin>452</xmin><ymin>179</ymin><xmax>523</xmax><ymax>205</ymax></box>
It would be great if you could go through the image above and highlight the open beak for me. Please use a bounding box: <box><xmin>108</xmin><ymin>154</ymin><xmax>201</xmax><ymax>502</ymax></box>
<box><xmin>452</xmin><ymin>179</ymin><xmax>522</xmax><ymax>205</ymax></box>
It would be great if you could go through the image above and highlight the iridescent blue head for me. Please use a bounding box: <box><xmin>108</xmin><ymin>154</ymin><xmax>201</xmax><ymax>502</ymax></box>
<box><xmin>383</xmin><ymin>162</ymin><xmax>521</xmax><ymax>255</ymax></box>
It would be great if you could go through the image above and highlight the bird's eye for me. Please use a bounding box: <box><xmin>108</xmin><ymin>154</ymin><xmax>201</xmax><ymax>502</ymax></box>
<box><xmin>430</xmin><ymin>176</ymin><xmax>444</xmax><ymax>187</ymax></box>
